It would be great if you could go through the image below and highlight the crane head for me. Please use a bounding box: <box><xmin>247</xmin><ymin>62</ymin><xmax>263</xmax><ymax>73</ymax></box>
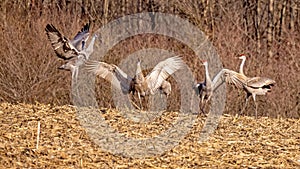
<box><xmin>238</xmin><ymin>54</ymin><xmax>246</xmax><ymax>60</ymax></box>
<box><xmin>202</xmin><ymin>60</ymin><xmax>208</xmax><ymax>66</ymax></box>
<box><xmin>137</xmin><ymin>58</ymin><xmax>142</xmax><ymax>66</ymax></box>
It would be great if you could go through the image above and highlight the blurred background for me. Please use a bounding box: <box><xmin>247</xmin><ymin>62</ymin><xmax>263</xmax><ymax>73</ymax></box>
<box><xmin>0</xmin><ymin>0</ymin><xmax>299</xmax><ymax>118</ymax></box>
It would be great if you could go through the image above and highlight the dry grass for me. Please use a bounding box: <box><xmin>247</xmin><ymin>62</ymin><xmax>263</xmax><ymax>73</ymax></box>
<box><xmin>0</xmin><ymin>102</ymin><xmax>299</xmax><ymax>168</ymax></box>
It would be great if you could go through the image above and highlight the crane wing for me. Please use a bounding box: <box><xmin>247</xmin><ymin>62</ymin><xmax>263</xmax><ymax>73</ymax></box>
<box><xmin>246</xmin><ymin>77</ymin><xmax>276</xmax><ymax>89</ymax></box>
<box><xmin>84</xmin><ymin>34</ymin><xmax>97</xmax><ymax>58</ymax></box>
<box><xmin>45</xmin><ymin>24</ymin><xmax>79</xmax><ymax>60</ymax></box>
<box><xmin>84</xmin><ymin>60</ymin><xmax>133</xmax><ymax>93</ymax></box>
<box><xmin>71</xmin><ymin>23</ymin><xmax>90</xmax><ymax>51</ymax></box>
<box><xmin>146</xmin><ymin>56</ymin><xmax>184</xmax><ymax>93</ymax></box>
<box><xmin>222</xmin><ymin>69</ymin><xmax>247</xmax><ymax>89</ymax></box>
<box><xmin>212</xmin><ymin>69</ymin><xmax>225</xmax><ymax>89</ymax></box>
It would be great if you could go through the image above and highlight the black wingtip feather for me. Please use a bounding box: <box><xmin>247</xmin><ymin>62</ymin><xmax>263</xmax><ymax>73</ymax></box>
<box><xmin>45</xmin><ymin>24</ymin><xmax>58</xmax><ymax>33</ymax></box>
<box><xmin>81</xmin><ymin>23</ymin><xmax>90</xmax><ymax>32</ymax></box>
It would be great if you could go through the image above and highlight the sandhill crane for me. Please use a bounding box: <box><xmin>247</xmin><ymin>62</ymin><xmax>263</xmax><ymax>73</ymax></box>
<box><xmin>45</xmin><ymin>23</ymin><xmax>97</xmax><ymax>82</ymax></box>
<box><xmin>59</xmin><ymin>34</ymin><xmax>98</xmax><ymax>82</ymax></box>
<box><xmin>195</xmin><ymin>61</ymin><xmax>213</xmax><ymax>112</ymax></box>
<box><xmin>45</xmin><ymin>23</ymin><xmax>90</xmax><ymax>60</ymax></box>
<box><xmin>132</xmin><ymin>58</ymin><xmax>183</xmax><ymax>107</ymax></box>
<box><xmin>194</xmin><ymin>60</ymin><xmax>227</xmax><ymax>113</ymax></box>
<box><xmin>85</xmin><ymin>56</ymin><xmax>184</xmax><ymax>109</ymax></box>
<box><xmin>216</xmin><ymin>55</ymin><xmax>276</xmax><ymax>118</ymax></box>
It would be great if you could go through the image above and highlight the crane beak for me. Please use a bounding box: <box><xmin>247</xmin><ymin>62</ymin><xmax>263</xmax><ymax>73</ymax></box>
<box><xmin>58</xmin><ymin>65</ymin><xmax>68</xmax><ymax>70</ymax></box>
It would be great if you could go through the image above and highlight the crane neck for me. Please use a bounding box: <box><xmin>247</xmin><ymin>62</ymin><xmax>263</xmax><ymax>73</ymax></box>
<box><xmin>204</xmin><ymin>63</ymin><xmax>212</xmax><ymax>83</ymax></box>
<box><xmin>89</xmin><ymin>35</ymin><xmax>97</xmax><ymax>48</ymax></box>
<box><xmin>136</xmin><ymin>62</ymin><xmax>142</xmax><ymax>74</ymax></box>
<box><xmin>135</xmin><ymin>61</ymin><xmax>145</xmax><ymax>82</ymax></box>
<box><xmin>239</xmin><ymin>57</ymin><xmax>246</xmax><ymax>75</ymax></box>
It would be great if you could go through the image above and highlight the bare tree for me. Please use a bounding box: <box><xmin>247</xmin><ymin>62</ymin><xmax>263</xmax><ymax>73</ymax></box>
<box><xmin>277</xmin><ymin>0</ymin><xmax>287</xmax><ymax>40</ymax></box>
<box><xmin>255</xmin><ymin>0</ymin><xmax>262</xmax><ymax>53</ymax></box>
<box><xmin>103</xmin><ymin>0</ymin><xmax>109</xmax><ymax>24</ymax></box>
<box><xmin>267</xmin><ymin>0</ymin><xmax>275</xmax><ymax>58</ymax></box>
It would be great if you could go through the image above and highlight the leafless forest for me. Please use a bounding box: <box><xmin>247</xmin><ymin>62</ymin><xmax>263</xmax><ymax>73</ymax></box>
<box><xmin>0</xmin><ymin>0</ymin><xmax>299</xmax><ymax>118</ymax></box>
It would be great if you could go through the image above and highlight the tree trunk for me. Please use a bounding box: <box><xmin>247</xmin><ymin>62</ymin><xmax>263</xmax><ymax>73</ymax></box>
<box><xmin>290</xmin><ymin>0</ymin><xmax>296</xmax><ymax>33</ymax></box>
<box><xmin>209</xmin><ymin>0</ymin><xmax>215</xmax><ymax>38</ymax></box>
<box><xmin>289</xmin><ymin>0</ymin><xmax>296</xmax><ymax>49</ymax></box>
<box><xmin>277</xmin><ymin>0</ymin><xmax>287</xmax><ymax>41</ymax></box>
<box><xmin>267</xmin><ymin>0</ymin><xmax>274</xmax><ymax>58</ymax></box>
<box><xmin>255</xmin><ymin>0</ymin><xmax>261</xmax><ymax>53</ymax></box>
<box><xmin>103</xmin><ymin>0</ymin><xmax>109</xmax><ymax>24</ymax></box>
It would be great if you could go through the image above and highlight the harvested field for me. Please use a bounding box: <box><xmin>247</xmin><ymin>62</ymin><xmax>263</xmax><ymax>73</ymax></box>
<box><xmin>0</xmin><ymin>102</ymin><xmax>299</xmax><ymax>168</ymax></box>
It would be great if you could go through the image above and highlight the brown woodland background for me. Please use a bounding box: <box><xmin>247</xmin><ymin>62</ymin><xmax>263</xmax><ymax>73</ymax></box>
<box><xmin>0</xmin><ymin>0</ymin><xmax>299</xmax><ymax>118</ymax></box>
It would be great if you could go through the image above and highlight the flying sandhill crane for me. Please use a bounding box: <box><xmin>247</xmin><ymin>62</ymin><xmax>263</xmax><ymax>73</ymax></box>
<box><xmin>45</xmin><ymin>23</ymin><xmax>97</xmax><ymax>82</ymax></box>
<box><xmin>217</xmin><ymin>56</ymin><xmax>276</xmax><ymax>118</ymax></box>
<box><xmin>85</xmin><ymin>56</ymin><xmax>184</xmax><ymax>109</ymax></box>
<box><xmin>45</xmin><ymin>23</ymin><xmax>90</xmax><ymax>60</ymax></box>
<box><xmin>58</xmin><ymin>34</ymin><xmax>98</xmax><ymax>81</ymax></box>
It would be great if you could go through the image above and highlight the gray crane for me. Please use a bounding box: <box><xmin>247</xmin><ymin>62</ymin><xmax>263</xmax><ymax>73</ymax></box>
<box><xmin>194</xmin><ymin>60</ymin><xmax>226</xmax><ymax>113</ymax></box>
<box><xmin>195</xmin><ymin>61</ymin><xmax>213</xmax><ymax>112</ymax></box>
<box><xmin>216</xmin><ymin>55</ymin><xmax>276</xmax><ymax>118</ymax></box>
<box><xmin>45</xmin><ymin>23</ymin><xmax>97</xmax><ymax>82</ymax></box>
<box><xmin>58</xmin><ymin>34</ymin><xmax>97</xmax><ymax>82</ymax></box>
<box><xmin>132</xmin><ymin>57</ymin><xmax>183</xmax><ymax>107</ymax></box>
<box><xmin>45</xmin><ymin>23</ymin><xmax>90</xmax><ymax>60</ymax></box>
<box><xmin>85</xmin><ymin>56</ymin><xmax>184</xmax><ymax>109</ymax></box>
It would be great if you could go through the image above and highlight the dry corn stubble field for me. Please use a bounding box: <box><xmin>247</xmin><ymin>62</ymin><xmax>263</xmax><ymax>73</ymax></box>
<box><xmin>0</xmin><ymin>0</ymin><xmax>300</xmax><ymax>168</ymax></box>
<box><xmin>0</xmin><ymin>103</ymin><xmax>299</xmax><ymax>168</ymax></box>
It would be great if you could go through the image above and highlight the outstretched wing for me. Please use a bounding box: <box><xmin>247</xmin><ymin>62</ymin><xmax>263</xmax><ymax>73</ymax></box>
<box><xmin>222</xmin><ymin>69</ymin><xmax>247</xmax><ymax>89</ymax></box>
<box><xmin>211</xmin><ymin>69</ymin><xmax>225</xmax><ymax>90</ymax></box>
<box><xmin>246</xmin><ymin>77</ymin><xmax>276</xmax><ymax>89</ymax></box>
<box><xmin>45</xmin><ymin>24</ymin><xmax>79</xmax><ymax>60</ymax></box>
<box><xmin>146</xmin><ymin>56</ymin><xmax>184</xmax><ymax>93</ymax></box>
<box><xmin>84</xmin><ymin>60</ymin><xmax>133</xmax><ymax>93</ymax></box>
<box><xmin>84</xmin><ymin>34</ymin><xmax>97</xmax><ymax>58</ymax></box>
<box><xmin>71</xmin><ymin>23</ymin><xmax>90</xmax><ymax>51</ymax></box>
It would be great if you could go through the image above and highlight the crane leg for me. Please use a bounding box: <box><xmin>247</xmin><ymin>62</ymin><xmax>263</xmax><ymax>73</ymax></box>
<box><xmin>137</xmin><ymin>92</ymin><xmax>143</xmax><ymax>110</ymax></box>
<box><xmin>200</xmin><ymin>95</ymin><xmax>206</xmax><ymax>114</ymax></box>
<box><xmin>129</xmin><ymin>98</ymin><xmax>140</xmax><ymax>110</ymax></box>
<box><xmin>240</xmin><ymin>93</ymin><xmax>251</xmax><ymax>116</ymax></box>
<box><xmin>71</xmin><ymin>68</ymin><xmax>79</xmax><ymax>96</ymax></box>
<box><xmin>75</xmin><ymin>67</ymin><xmax>79</xmax><ymax>84</ymax></box>
<box><xmin>253</xmin><ymin>95</ymin><xmax>258</xmax><ymax>119</ymax></box>
<box><xmin>202</xmin><ymin>100</ymin><xmax>208</xmax><ymax>114</ymax></box>
<box><xmin>200</xmin><ymin>102</ymin><xmax>205</xmax><ymax>114</ymax></box>
<box><xmin>71</xmin><ymin>69</ymin><xmax>76</xmax><ymax>84</ymax></box>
